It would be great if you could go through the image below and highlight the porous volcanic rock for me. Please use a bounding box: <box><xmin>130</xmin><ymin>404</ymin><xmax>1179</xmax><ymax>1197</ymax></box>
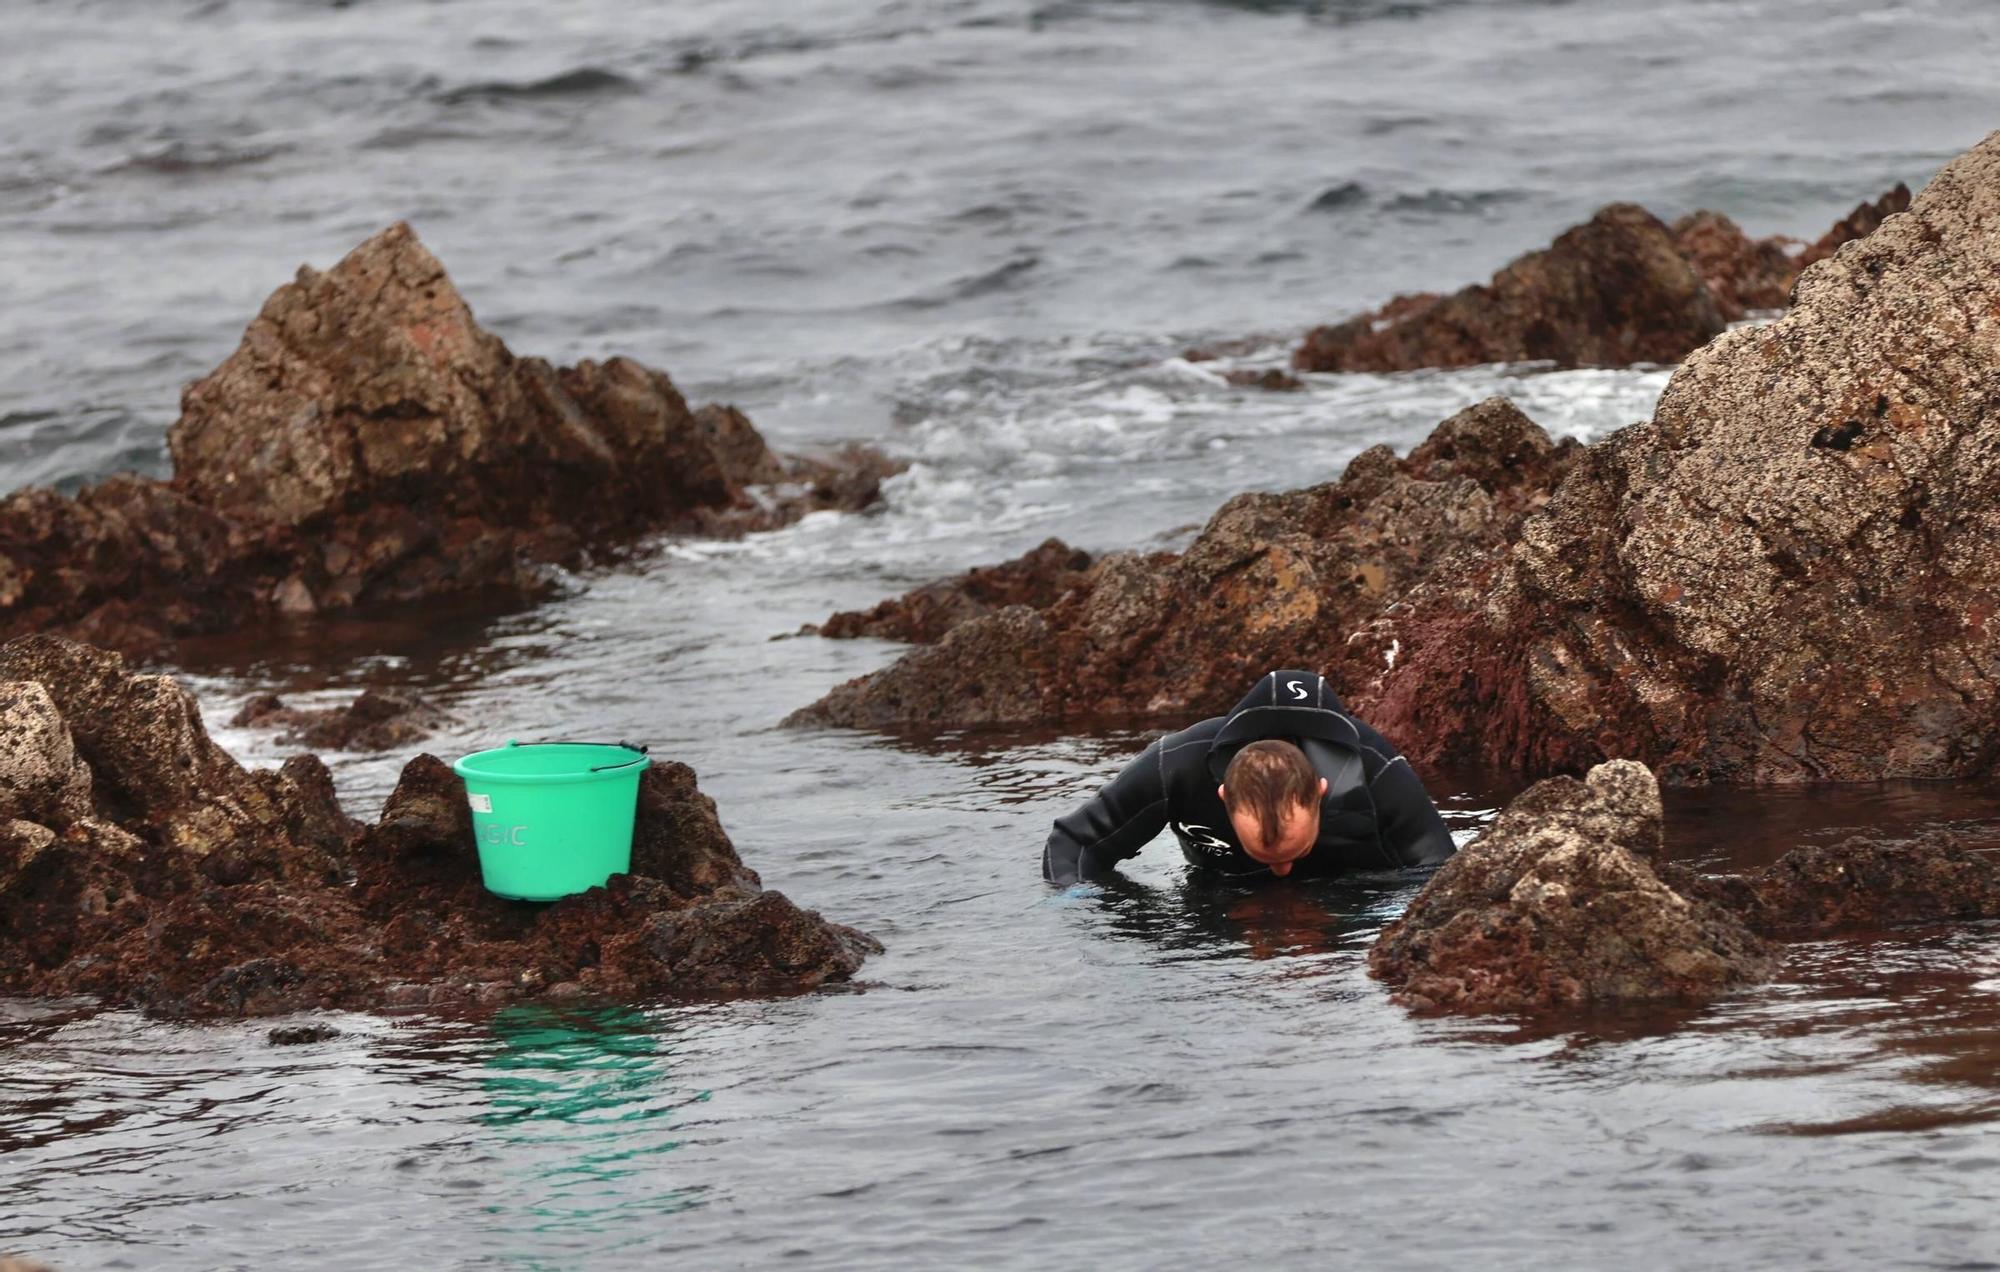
<box><xmin>809</xmin><ymin>538</ymin><xmax>1095</xmax><ymax>644</ymax></box>
<box><xmin>793</xmin><ymin>397</ymin><xmax>1578</xmax><ymax>730</ymax></box>
<box><xmin>1357</xmin><ymin>132</ymin><xmax>1999</xmax><ymax>783</ymax></box>
<box><xmin>0</xmin><ymin>635</ymin><xmax>877</xmax><ymax>1017</ymax></box>
<box><xmin>1294</xmin><ymin>188</ymin><xmax>1911</xmax><ymax>373</ymax></box>
<box><xmin>232</xmin><ymin>687</ymin><xmax>451</xmax><ymax>752</ymax></box>
<box><xmin>1295</xmin><ymin>204</ymin><xmax>1726</xmax><ymax>373</ymax></box>
<box><xmin>0</xmin><ymin>223</ymin><xmax>897</xmax><ymax>658</ymax></box>
<box><xmin>1368</xmin><ymin>761</ymin><xmax>1777</xmax><ymax>1011</ymax></box>
<box><xmin>1738</xmin><ymin>831</ymin><xmax>2000</xmax><ymax>936</ymax></box>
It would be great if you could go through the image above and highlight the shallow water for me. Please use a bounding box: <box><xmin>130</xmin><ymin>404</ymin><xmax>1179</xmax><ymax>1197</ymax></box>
<box><xmin>7</xmin><ymin>0</ymin><xmax>2000</xmax><ymax>1267</ymax></box>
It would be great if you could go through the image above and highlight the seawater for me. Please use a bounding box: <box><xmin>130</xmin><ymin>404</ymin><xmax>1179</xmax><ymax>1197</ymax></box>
<box><xmin>5</xmin><ymin>1</ymin><xmax>2000</xmax><ymax>1267</ymax></box>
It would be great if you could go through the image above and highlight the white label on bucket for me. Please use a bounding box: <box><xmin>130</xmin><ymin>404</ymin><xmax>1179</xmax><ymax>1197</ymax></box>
<box><xmin>468</xmin><ymin>793</ymin><xmax>493</xmax><ymax>814</ymax></box>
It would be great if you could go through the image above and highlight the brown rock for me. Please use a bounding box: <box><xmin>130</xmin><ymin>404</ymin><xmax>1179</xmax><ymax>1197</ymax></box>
<box><xmin>1795</xmin><ymin>183</ymin><xmax>1913</xmax><ymax>269</ymax></box>
<box><xmin>793</xmin><ymin>397</ymin><xmax>1577</xmax><ymax>730</ymax></box>
<box><xmin>1295</xmin><ymin>204</ymin><xmax>1725</xmax><ymax>372</ymax></box>
<box><xmin>232</xmin><ymin>687</ymin><xmax>450</xmax><ymax>752</ymax></box>
<box><xmin>1741</xmin><ymin>831</ymin><xmax>2000</xmax><ymax>936</ymax></box>
<box><xmin>812</xmin><ymin>538</ymin><xmax>1095</xmax><ymax>644</ymax></box>
<box><xmin>1671</xmin><ymin>209</ymin><xmax>1798</xmax><ymax>317</ymax></box>
<box><xmin>1368</xmin><ymin>761</ymin><xmax>1777</xmax><ymax>1012</ymax></box>
<box><xmin>0</xmin><ymin>637</ymin><xmax>876</xmax><ymax>1017</ymax></box>
<box><xmin>1357</xmin><ymin>133</ymin><xmax>1995</xmax><ymax>783</ymax></box>
<box><xmin>0</xmin><ymin>223</ymin><xmax>898</xmax><ymax>660</ymax></box>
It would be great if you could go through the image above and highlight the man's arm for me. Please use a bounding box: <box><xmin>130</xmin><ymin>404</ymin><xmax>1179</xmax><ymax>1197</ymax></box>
<box><xmin>1042</xmin><ymin>739</ymin><xmax>1172</xmax><ymax>885</ymax></box>
<box><xmin>1368</xmin><ymin>754</ymin><xmax>1456</xmax><ymax>867</ymax></box>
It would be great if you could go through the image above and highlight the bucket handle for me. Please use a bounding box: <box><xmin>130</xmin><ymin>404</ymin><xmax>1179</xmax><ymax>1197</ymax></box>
<box><xmin>505</xmin><ymin>738</ymin><xmax>650</xmax><ymax>772</ymax></box>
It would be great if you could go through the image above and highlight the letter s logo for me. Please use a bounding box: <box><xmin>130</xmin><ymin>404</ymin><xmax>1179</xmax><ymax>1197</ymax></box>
<box><xmin>1175</xmin><ymin>822</ymin><xmax>1234</xmax><ymax>856</ymax></box>
<box><xmin>1286</xmin><ymin>678</ymin><xmax>1309</xmax><ymax>701</ymax></box>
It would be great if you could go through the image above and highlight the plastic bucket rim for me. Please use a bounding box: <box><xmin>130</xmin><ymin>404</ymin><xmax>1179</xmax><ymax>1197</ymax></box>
<box><xmin>454</xmin><ymin>744</ymin><xmax>652</xmax><ymax>786</ymax></box>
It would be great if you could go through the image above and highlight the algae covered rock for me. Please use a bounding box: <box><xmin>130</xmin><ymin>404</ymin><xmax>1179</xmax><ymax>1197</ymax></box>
<box><xmin>1361</xmin><ymin>131</ymin><xmax>2000</xmax><ymax>783</ymax></box>
<box><xmin>0</xmin><ymin>636</ymin><xmax>878</xmax><ymax>1017</ymax></box>
<box><xmin>1369</xmin><ymin>761</ymin><xmax>1777</xmax><ymax>1012</ymax></box>
<box><xmin>795</xmin><ymin>397</ymin><xmax>1575</xmax><ymax>730</ymax></box>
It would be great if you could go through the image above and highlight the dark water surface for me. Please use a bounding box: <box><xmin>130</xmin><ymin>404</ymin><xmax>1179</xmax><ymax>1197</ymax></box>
<box><xmin>6</xmin><ymin>0</ymin><xmax>2000</xmax><ymax>1267</ymax></box>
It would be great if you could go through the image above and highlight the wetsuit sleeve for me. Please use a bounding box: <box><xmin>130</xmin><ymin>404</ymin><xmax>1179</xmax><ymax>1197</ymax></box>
<box><xmin>1369</xmin><ymin>755</ymin><xmax>1456</xmax><ymax>867</ymax></box>
<box><xmin>1042</xmin><ymin>740</ymin><xmax>1171</xmax><ymax>885</ymax></box>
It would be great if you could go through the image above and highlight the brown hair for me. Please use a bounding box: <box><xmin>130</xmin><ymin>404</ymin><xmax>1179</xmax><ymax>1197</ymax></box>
<box><xmin>1222</xmin><ymin>740</ymin><xmax>1320</xmax><ymax>844</ymax></box>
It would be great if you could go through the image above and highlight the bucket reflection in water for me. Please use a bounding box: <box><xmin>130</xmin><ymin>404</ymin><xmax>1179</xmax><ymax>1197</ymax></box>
<box><xmin>475</xmin><ymin>1003</ymin><xmax>712</xmax><ymax>1248</ymax></box>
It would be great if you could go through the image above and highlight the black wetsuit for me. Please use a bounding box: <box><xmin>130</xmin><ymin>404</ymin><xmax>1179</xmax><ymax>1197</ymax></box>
<box><xmin>1042</xmin><ymin>670</ymin><xmax>1456</xmax><ymax>885</ymax></box>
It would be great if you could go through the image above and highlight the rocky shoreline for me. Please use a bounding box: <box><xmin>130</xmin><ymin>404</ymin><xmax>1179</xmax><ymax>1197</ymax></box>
<box><xmin>0</xmin><ymin>636</ymin><xmax>875</xmax><ymax>1018</ymax></box>
<box><xmin>0</xmin><ymin>223</ymin><xmax>898</xmax><ymax>662</ymax></box>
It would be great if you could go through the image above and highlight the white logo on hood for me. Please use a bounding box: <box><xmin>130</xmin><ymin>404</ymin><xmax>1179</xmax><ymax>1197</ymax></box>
<box><xmin>1285</xmin><ymin>678</ymin><xmax>1310</xmax><ymax>701</ymax></box>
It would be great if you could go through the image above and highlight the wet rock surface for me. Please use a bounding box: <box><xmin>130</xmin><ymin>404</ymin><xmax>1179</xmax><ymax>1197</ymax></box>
<box><xmin>794</xmin><ymin>397</ymin><xmax>1578</xmax><ymax>730</ymax></box>
<box><xmin>808</xmin><ymin>538</ymin><xmax>1095</xmax><ymax>644</ymax></box>
<box><xmin>1358</xmin><ymin>133</ymin><xmax>2000</xmax><ymax>782</ymax></box>
<box><xmin>0</xmin><ymin>636</ymin><xmax>877</xmax><ymax>1018</ymax></box>
<box><xmin>1294</xmin><ymin>188</ymin><xmax>1909</xmax><ymax>374</ymax></box>
<box><xmin>1369</xmin><ymin>761</ymin><xmax>1778</xmax><ymax>1011</ymax></box>
<box><xmin>0</xmin><ymin>223</ymin><xmax>897</xmax><ymax>659</ymax></box>
<box><xmin>231</xmin><ymin>688</ymin><xmax>450</xmax><ymax>752</ymax></box>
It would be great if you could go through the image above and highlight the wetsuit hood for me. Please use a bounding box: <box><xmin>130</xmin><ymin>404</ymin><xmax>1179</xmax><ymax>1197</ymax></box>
<box><xmin>1204</xmin><ymin>669</ymin><xmax>1361</xmax><ymax>784</ymax></box>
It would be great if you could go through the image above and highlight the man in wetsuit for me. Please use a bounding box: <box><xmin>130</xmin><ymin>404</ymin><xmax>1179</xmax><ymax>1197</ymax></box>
<box><xmin>1042</xmin><ymin>669</ymin><xmax>1455</xmax><ymax>885</ymax></box>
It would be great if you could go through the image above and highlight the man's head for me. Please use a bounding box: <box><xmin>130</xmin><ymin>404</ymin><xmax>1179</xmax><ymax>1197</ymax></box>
<box><xmin>1218</xmin><ymin>740</ymin><xmax>1325</xmax><ymax>877</ymax></box>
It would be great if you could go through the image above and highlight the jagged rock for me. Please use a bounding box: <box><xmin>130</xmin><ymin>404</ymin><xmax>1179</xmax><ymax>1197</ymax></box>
<box><xmin>1295</xmin><ymin>188</ymin><xmax>1911</xmax><ymax>373</ymax></box>
<box><xmin>1795</xmin><ymin>183</ymin><xmax>1913</xmax><ymax>269</ymax></box>
<box><xmin>1369</xmin><ymin>761</ymin><xmax>1777</xmax><ymax>1011</ymax></box>
<box><xmin>1741</xmin><ymin>831</ymin><xmax>2000</xmax><ymax>936</ymax></box>
<box><xmin>0</xmin><ymin>223</ymin><xmax>898</xmax><ymax>659</ymax></box>
<box><xmin>0</xmin><ymin>682</ymin><xmax>93</xmax><ymax>827</ymax></box>
<box><xmin>793</xmin><ymin>398</ymin><xmax>1577</xmax><ymax>730</ymax></box>
<box><xmin>1295</xmin><ymin>204</ymin><xmax>1726</xmax><ymax>372</ymax></box>
<box><xmin>1357</xmin><ymin>132</ymin><xmax>1998</xmax><ymax>783</ymax></box>
<box><xmin>232</xmin><ymin>687</ymin><xmax>450</xmax><ymax>752</ymax></box>
<box><xmin>0</xmin><ymin>636</ymin><xmax>877</xmax><ymax>1017</ymax></box>
<box><xmin>268</xmin><ymin>1022</ymin><xmax>342</xmax><ymax>1045</ymax></box>
<box><xmin>810</xmin><ymin>538</ymin><xmax>1095</xmax><ymax>644</ymax></box>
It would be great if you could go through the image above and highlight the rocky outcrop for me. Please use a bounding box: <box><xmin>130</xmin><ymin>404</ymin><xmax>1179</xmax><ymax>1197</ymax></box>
<box><xmin>0</xmin><ymin>224</ymin><xmax>897</xmax><ymax>659</ymax></box>
<box><xmin>1736</xmin><ymin>831</ymin><xmax>2000</xmax><ymax>936</ymax></box>
<box><xmin>1369</xmin><ymin>761</ymin><xmax>1777</xmax><ymax>1011</ymax></box>
<box><xmin>231</xmin><ymin>688</ymin><xmax>450</xmax><ymax>752</ymax></box>
<box><xmin>1357</xmin><ymin>133</ymin><xmax>2000</xmax><ymax>783</ymax></box>
<box><xmin>793</xmin><ymin>397</ymin><xmax>1578</xmax><ymax>730</ymax></box>
<box><xmin>0</xmin><ymin>636</ymin><xmax>876</xmax><ymax>1017</ymax></box>
<box><xmin>1296</xmin><ymin>204</ymin><xmax>1726</xmax><ymax>373</ymax></box>
<box><xmin>1371</xmin><ymin>762</ymin><xmax>2000</xmax><ymax>1015</ymax></box>
<box><xmin>808</xmin><ymin>538</ymin><xmax>1094</xmax><ymax>644</ymax></box>
<box><xmin>1294</xmin><ymin>188</ymin><xmax>1910</xmax><ymax>373</ymax></box>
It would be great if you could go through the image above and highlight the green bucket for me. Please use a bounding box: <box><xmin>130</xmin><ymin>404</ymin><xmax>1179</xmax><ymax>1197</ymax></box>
<box><xmin>453</xmin><ymin>740</ymin><xmax>651</xmax><ymax>901</ymax></box>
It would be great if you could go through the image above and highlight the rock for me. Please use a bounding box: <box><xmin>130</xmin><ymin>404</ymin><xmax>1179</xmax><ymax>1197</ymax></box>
<box><xmin>1222</xmin><ymin>367</ymin><xmax>1306</xmax><ymax>391</ymax></box>
<box><xmin>1295</xmin><ymin>204</ymin><xmax>1726</xmax><ymax>372</ymax></box>
<box><xmin>0</xmin><ymin>681</ymin><xmax>93</xmax><ymax>827</ymax></box>
<box><xmin>1741</xmin><ymin>831</ymin><xmax>2000</xmax><ymax>936</ymax></box>
<box><xmin>268</xmin><ymin>1022</ymin><xmax>342</xmax><ymax>1045</ymax></box>
<box><xmin>1368</xmin><ymin>761</ymin><xmax>1777</xmax><ymax>1011</ymax></box>
<box><xmin>809</xmin><ymin>538</ymin><xmax>1095</xmax><ymax>644</ymax></box>
<box><xmin>1357</xmin><ymin>133</ymin><xmax>1996</xmax><ymax>783</ymax></box>
<box><xmin>0</xmin><ymin>223</ymin><xmax>899</xmax><ymax>659</ymax></box>
<box><xmin>1295</xmin><ymin>188</ymin><xmax>1913</xmax><ymax>373</ymax></box>
<box><xmin>793</xmin><ymin>398</ymin><xmax>1577</xmax><ymax>730</ymax></box>
<box><xmin>232</xmin><ymin>687</ymin><xmax>450</xmax><ymax>752</ymax></box>
<box><xmin>1671</xmin><ymin>209</ymin><xmax>1798</xmax><ymax>317</ymax></box>
<box><xmin>1795</xmin><ymin>183</ymin><xmax>1913</xmax><ymax>270</ymax></box>
<box><xmin>0</xmin><ymin>637</ymin><xmax>876</xmax><ymax>1017</ymax></box>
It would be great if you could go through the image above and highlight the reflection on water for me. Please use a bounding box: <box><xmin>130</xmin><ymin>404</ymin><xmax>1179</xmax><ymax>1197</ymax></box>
<box><xmin>477</xmin><ymin>1005</ymin><xmax>711</xmax><ymax>1255</ymax></box>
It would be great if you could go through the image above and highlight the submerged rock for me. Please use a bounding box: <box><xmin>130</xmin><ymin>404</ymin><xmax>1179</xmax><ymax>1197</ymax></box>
<box><xmin>1369</xmin><ymin>761</ymin><xmax>1777</xmax><ymax>1011</ymax></box>
<box><xmin>1294</xmin><ymin>188</ymin><xmax>1909</xmax><ymax>373</ymax></box>
<box><xmin>809</xmin><ymin>538</ymin><xmax>1095</xmax><ymax>644</ymax></box>
<box><xmin>0</xmin><ymin>635</ymin><xmax>877</xmax><ymax>1018</ymax></box>
<box><xmin>793</xmin><ymin>397</ymin><xmax>1577</xmax><ymax>730</ymax></box>
<box><xmin>0</xmin><ymin>223</ymin><xmax>897</xmax><ymax>659</ymax></box>
<box><xmin>1358</xmin><ymin>131</ymin><xmax>2000</xmax><ymax>782</ymax></box>
<box><xmin>232</xmin><ymin>688</ymin><xmax>450</xmax><ymax>753</ymax></box>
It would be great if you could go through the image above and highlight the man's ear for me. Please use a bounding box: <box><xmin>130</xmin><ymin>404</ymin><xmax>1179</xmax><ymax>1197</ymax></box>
<box><xmin>1318</xmin><ymin>777</ymin><xmax>1329</xmax><ymax>797</ymax></box>
<box><xmin>1216</xmin><ymin>783</ymin><xmax>1227</xmax><ymax>803</ymax></box>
